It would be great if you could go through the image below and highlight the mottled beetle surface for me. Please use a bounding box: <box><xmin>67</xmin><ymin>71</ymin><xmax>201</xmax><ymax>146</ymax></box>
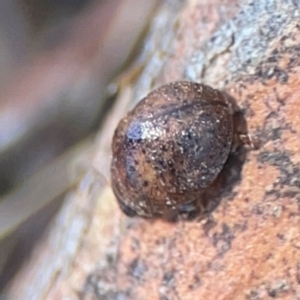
<box><xmin>111</xmin><ymin>81</ymin><xmax>233</xmax><ymax>218</ymax></box>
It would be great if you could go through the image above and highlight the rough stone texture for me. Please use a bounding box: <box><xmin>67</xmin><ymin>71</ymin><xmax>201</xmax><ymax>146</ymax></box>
<box><xmin>5</xmin><ymin>0</ymin><xmax>300</xmax><ymax>299</ymax></box>
<box><xmin>107</xmin><ymin>1</ymin><xmax>300</xmax><ymax>299</ymax></box>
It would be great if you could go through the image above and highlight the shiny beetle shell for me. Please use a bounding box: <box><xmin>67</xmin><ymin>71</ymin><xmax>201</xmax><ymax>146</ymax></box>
<box><xmin>111</xmin><ymin>81</ymin><xmax>233</xmax><ymax>218</ymax></box>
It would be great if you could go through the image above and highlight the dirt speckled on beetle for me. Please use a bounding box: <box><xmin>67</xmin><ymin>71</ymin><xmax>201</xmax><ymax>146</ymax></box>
<box><xmin>111</xmin><ymin>81</ymin><xmax>252</xmax><ymax>221</ymax></box>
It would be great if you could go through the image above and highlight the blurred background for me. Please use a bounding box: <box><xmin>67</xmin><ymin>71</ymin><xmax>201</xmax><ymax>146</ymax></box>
<box><xmin>0</xmin><ymin>0</ymin><xmax>158</xmax><ymax>294</ymax></box>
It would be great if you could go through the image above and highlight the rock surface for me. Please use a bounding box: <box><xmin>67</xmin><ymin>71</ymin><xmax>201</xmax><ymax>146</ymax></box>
<box><xmin>6</xmin><ymin>1</ymin><xmax>300</xmax><ymax>299</ymax></box>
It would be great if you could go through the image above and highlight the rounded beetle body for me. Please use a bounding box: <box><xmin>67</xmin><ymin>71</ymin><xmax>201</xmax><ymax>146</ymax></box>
<box><xmin>111</xmin><ymin>81</ymin><xmax>233</xmax><ymax>218</ymax></box>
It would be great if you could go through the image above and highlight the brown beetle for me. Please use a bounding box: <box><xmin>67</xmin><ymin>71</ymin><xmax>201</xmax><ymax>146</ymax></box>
<box><xmin>111</xmin><ymin>81</ymin><xmax>236</xmax><ymax>218</ymax></box>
